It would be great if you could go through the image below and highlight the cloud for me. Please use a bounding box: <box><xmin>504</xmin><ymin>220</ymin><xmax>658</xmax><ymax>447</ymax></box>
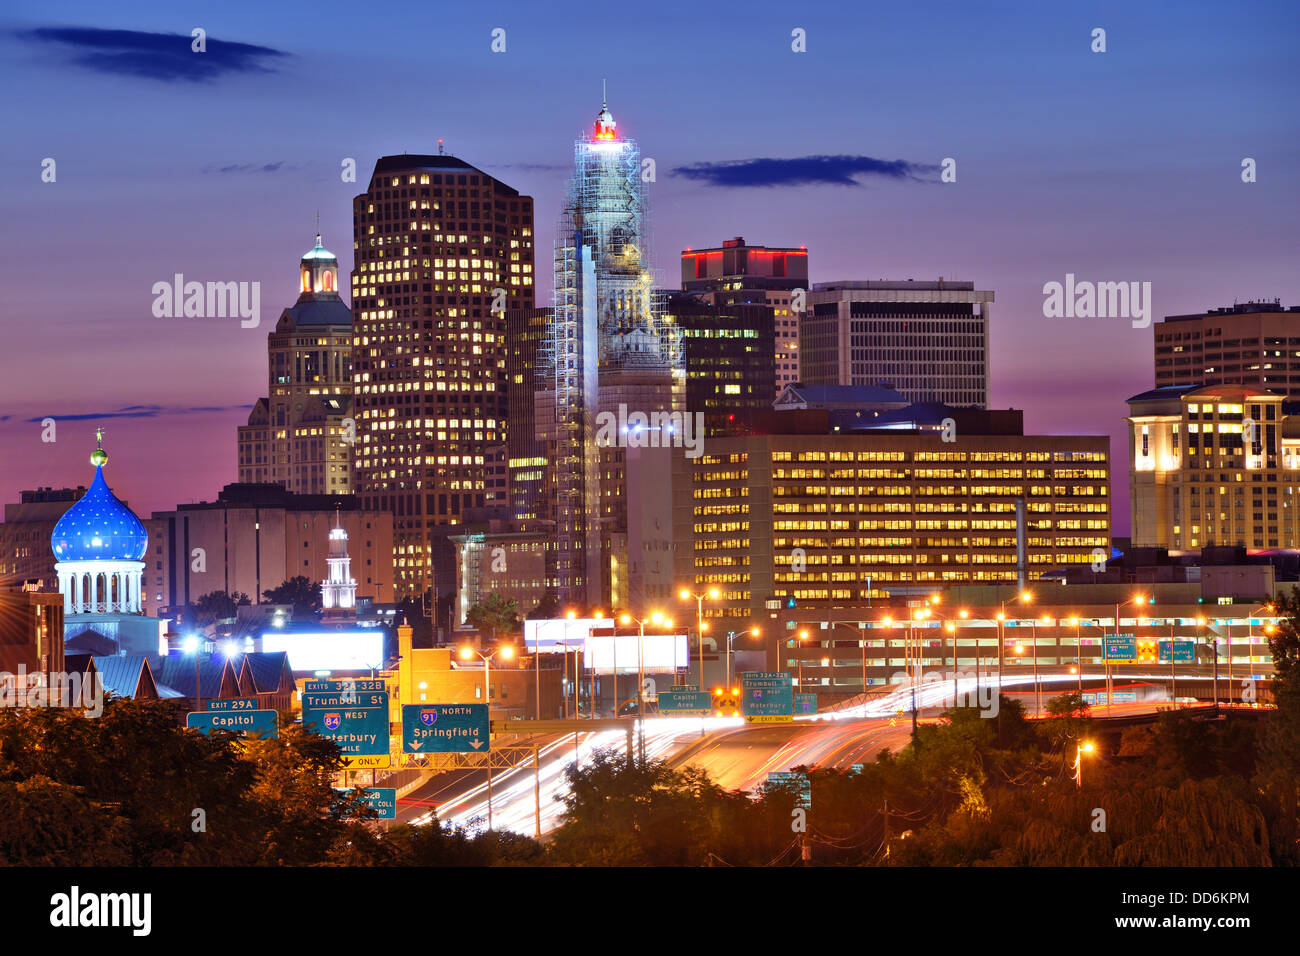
<box><xmin>202</xmin><ymin>162</ymin><xmax>291</xmax><ymax>175</ymax></box>
<box><xmin>19</xmin><ymin>26</ymin><xmax>287</xmax><ymax>82</ymax></box>
<box><xmin>26</xmin><ymin>404</ymin><xmax>250</xmax><ymax>422</ymax></box>
<box><xmin>489</xmin><ymin>163</ymin><xmax>569</xmax><ymax>173</ymax></box>
<box><xmin>672</xmin><ymin>154</ymin><xmax>939</xmax><ymax>188</ymax></box>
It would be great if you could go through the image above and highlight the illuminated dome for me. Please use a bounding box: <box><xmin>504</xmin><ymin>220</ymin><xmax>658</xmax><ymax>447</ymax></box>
<box><xmin>50</xmin><ymin>435</ymin><xmax>148</xmax><ymax>563</ymax></box>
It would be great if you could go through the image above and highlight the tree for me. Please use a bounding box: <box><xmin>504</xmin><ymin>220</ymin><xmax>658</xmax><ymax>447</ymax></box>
<box><xmin>262</xmin><ymin>576</ymin><xmax>321</xmax><ymax>620</ymax></box>
<box><xmin>178</xmin><ymin>590</ymin><xmax>251</xmax><ymax>629</ymax></box>
<box><xmin>465</xmin><ymin>593</ymin><xmax>520</xmax><ymax>641</ymax></box>
<box><xmin>527</xmin><ymin>590</ymin><xmax>561</xmax><ymax>620</ymax></box>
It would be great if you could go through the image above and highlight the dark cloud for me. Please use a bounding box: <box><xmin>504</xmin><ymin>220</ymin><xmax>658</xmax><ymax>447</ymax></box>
<box><xmin>19</xmin><ymin>26</ymin><xmax>287</xmax><ymax>82</ymax></box>
<box><xmin>672</xmin><ymin>154</ymin><xmax>939</xmax><ymax>188</ymax></box>
<box><xmin>27</xmin><ymin>404</ymin><xmax>249</xmax><ymax>422</ymax></box>
<box><xmin>202</xmin><ymin>162</ymin><xmax>289</xmax><ymax>174</ymax></box>
<box><xmin>489</xmin><ymin>163</ymin><xmax>569</xmax><ymax>173</ymax></box>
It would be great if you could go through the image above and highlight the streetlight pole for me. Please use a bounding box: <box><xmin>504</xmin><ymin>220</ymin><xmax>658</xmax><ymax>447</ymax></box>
<box><xmin>680</xmin><ymin>588</ymin><xmax>719</xmax><ymax>692</ymax></box>
<box><xmin>459</xmin><ymin>642</ymin><xmax>514</xmax><ymax>830</ymax></box>
<box><xmin>620</xmin><ymin>611</ymin><xmax>666</xmax><ymax>763</ymax></box>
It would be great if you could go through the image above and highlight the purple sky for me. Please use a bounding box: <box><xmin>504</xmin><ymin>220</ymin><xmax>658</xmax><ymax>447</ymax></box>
<box><xmin>2</xmin><ymin>1</ymin><xmax>1298</xmax><ymax>534</ymax></box>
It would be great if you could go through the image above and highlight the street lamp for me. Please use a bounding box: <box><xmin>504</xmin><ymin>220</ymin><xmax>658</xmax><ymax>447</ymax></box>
<box><xmin>459</xmin><ymin>642</ymin><xmax>514</xmax><ymax>711</ymax></box>
<box><xmin>1073</xmin><ymin>740</ymin><xmax>1095</xmax><ymax>788</ymax></box>
<box><xmin>620</xmin><ymin>611</ymin><xmax>667</xmax><ymax>761</ymax></box>
<box><xmin>679</xmin><ymin>587</ymin><xmax>720</xmax><ymax>689</ymax></box>
<box><xmin>724</xmin><ymin>626</ymin><xmax>760</xmax><ymax>688</ymax></box>
<box><xmin>796</xmin><ymin>629</ymin><xmax>812</xmax><ymax>692</ymax></box>
<box><xmin>458</xmin><ymin>642</ymin><xmax>513</xmax><ymax>831</ymax></box>
<box><xmin>1111</xmin><ymin>594</ymin><xmax>1149</xmax><ymax>716</ymax></box>
<box><xmin>1030</xmin><ymin>615</ymin><xmax>1051</xmax><ymax>717</ymax></box>
<box><xmin>183</xmin><ymin>635</ymin><xmax>203</xmax><ymax>712</ymax></box>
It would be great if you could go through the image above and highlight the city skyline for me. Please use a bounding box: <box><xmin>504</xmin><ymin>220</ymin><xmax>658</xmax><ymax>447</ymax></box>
<box><xmin>3</xmin><ymin>0</ymin><xmax>1299</xmax><ymax>535</ymax></box>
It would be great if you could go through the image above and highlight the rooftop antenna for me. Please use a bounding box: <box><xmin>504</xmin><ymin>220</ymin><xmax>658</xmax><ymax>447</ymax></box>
<box><xmin>438</xmin><ymin>138</ymin><xmax>444</xmax><ymax>155</ymax></box>
<box><xmin>602</xmin><ymin>78</ymin><xmax>607</xmax><ymax>107</ymax></box>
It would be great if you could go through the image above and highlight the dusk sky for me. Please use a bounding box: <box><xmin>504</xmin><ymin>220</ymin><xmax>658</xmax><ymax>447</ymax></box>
<box><xmin>2</xmin><ymin>0</ymin><xmax>1297</xmax><ymax>533</ymax></box>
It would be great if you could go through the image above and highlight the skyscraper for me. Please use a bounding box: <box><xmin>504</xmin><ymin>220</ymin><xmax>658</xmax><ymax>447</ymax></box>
<box><xmin>1153</xmin><ymin>300</ymin><xmax>1300</xmax><ymax>398</ymax></box>
<box><xmin>350</xmin><ymin>155</ymin><xmax>534</xmax><ymax>601</ymax></box>
<box><xmin>237</xmin><ymin>236</ymin><xmax>354</xmax><ymax>495</ymax></box>
<box><xmin>681</xmin><ymin>237</ymin><xmax>807</xmax><ymax>393</ymax></box>
<box><xmin>540</xmin><ymin>95</ymin><xmax>683</xmax><ymax>607</ymax></box>
<box><xmin>801</xmin><ymin>279</ymin><xmax>992</xmax><ymax>407</ymax></box>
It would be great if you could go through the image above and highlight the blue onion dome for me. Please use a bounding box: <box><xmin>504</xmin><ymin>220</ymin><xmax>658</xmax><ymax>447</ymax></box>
<box><xmin>50</xmin><ymin>436</ymin><xmax>148</xmax><ymax>562</ymax></box>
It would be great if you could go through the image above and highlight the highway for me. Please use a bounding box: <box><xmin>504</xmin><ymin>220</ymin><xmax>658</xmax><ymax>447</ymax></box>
<box><xmin>392</xmin><ymin>669</ymin><xmax>1263</xmax><ymax>837</ymax></box>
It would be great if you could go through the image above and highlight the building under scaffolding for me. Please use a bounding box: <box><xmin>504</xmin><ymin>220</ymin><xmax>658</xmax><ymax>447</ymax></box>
<box><xmin>538</xmin><ymin>95</ymin><xmax>683</xmax><ymax>607</ymax></box>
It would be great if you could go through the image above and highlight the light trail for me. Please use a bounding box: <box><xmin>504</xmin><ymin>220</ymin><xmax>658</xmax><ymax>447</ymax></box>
<box><xmin>411</xmin><ymin>668</ymin><xmax>1218</xmax><ymax>837</ymax></box>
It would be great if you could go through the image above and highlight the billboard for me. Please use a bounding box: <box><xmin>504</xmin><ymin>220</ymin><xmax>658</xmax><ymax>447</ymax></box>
<box><xmin>259</xmin><ymin>629</ymin><xmax>385</xmax><ymax>672</ymax></box>
<box><xmin>524</xmin><ymin>620</ymin><xmax>689</xmax><ymax>676</ymax></box>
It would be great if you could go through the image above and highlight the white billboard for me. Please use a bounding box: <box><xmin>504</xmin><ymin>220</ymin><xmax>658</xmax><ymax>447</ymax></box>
<box><xmin>258</xmin><ymin>629</ymin><xmax>385</xmax><ymax>673</ymax></box>
<box><xmin>524</xmin><ymin>619</ymin><xmax>688</xmax><ymax>676</ymax></box>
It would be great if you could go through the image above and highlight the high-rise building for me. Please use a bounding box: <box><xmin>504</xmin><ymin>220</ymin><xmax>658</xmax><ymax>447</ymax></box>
<box><xmin>238</xmin><ymin>235</ymin><xmax>354</xmax><ymax>495</ymax></box>
<box><xmin>540</xmin><ymin>96</ymin><xmax>682</xmax><ymax>607</ymax></box>
<box><xmin>801</xmin><ymin>280</ymin><xmax>992</xmax><ymax>407</ymax></box>
<box><xmin>667</xmin><ymin>292</ymin><xmax>775</xmax><ymax>436</ymax></box>
<box><xmin>1153</xmin><ymin>300</ymin><xmax>1300</xmax><ymax>398</ymax></box>
<box><xmin>677</xmin><ymin>410</ymin><xmax>1110</xmax><ymax>626</ymax></box>
<box><xmin>350</xmin><ymin>155</ymin><xmax>534</xmax><ymax>601</ymax></box>
<box><xmin>506</xmin><ymin>305</ymin><xmax>552</xmax><ymax>526</ymax></box>
<box><xmin>682</xmin><ymin>237</ymin><xmax>806</xmax><ymax>393</ymax></box>
<box><xmin>1126</xmin><ymin>383</ymin><xmax>1300</xmax><ymax>550</ymax></box>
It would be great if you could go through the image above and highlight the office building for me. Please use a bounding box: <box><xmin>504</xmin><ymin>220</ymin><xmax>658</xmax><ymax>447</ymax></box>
<box><xmin>681</xmin><ymin>237</ymin><xmax>807</xmax><ymax>392</ymax></box>
<box><xmin>1126</xmin><ymin>383</ymin><xmax>1300</xmax><ymax>550</ymax></box>
<box><xmin>801</xmin><ymin>279</ymin><xmax>992</xmax><ymax>407</ymax></box>
<box><xmin>145</xmin><ymin>483</ymin><xmax>395</xmax><ymax>616</ymax></box>
<box><xmin>506</xmin><ymin>306</ymin><xmax>552</xmax><ymax>525</ymax></box>
<box><xmin>679</xmin><ymin>411</ymin><xmax>1110</xmax><ymax>628</ymax></box>
<box><xmin>667</xmin><ymin>292</ymin><xmax>776</xmax><ymax>436</ymax></box>
<box><xmin>1154</xmin><ymin>300</ymin><xmax>1300</xmax><ymax>397</ymax></box>
<box><xmin>350</xmin><ymin>154</ymin><xmax>534</xmax><ymax>600</ymax></box>
<box><xmin>237</xmin><ymin>235</ymin><xmax>355</xmax><ymax>495</ymax></box>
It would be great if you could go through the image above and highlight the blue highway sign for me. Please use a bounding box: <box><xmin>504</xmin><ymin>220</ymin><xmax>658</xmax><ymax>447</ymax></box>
<box><xmin>187</xmin><ymin>709</ymin><xmax>278</xmax><ymax>737</ymax></box>
<box><xmin>206</xmin><ymin>697</ymin><xmax>257</xmax><ymax>712</ymax></box>
<box><xmin>336</xmin><ymin>786</ymin><xmax>397</xmax><ymax>820</ymax></box>
<box><xmin>402</xmin><ymin>704</ymin><xmax>490</xmax><ymax>753</ymax></box>
<box><xmin>658</xmin><ymin>688</ymin><xmax>712</xmax><ymax>715</ymax></box>
<box><xmin>741</xmin><ymin>672</ymin><xmax>794</xmax><ymax>723</ymax></box>
<box><xmin>303</xmin><ymin>686</ymin><xmax>390</xmax><ymax>767</ymax></box>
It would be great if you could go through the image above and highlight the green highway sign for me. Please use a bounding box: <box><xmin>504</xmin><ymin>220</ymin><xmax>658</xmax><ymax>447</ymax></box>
<box><xmin>187</xmin><ymin>709</ymin><xmax>278</xmax><ymax>737</ymax></box>
<box><xmin>657</xmin><ymin>688</ymin><xmax>712</xmax><ymax>715</ymax></box>
<box><xmin>206</xmin><ymin>697</ymin><xmax>257</xmax><ymax>712</ymax></box>
<box><xmin>794</xmin><ymin>693</ymin><xmax>818</xmax><ymax>715</ymax></box>
<box><xmin>402</xmin><ymin>704</ymin><xmax>490</xmax><ymax>753</ymax></box>
<box><xmin>741</xmin><ymin>672</ymin><xmax>794</xmax><ymax>723</ymax></box>
<box><xmin>1104</xmin><ymin>635</ymin><xmax>1137</xmax><ymax>661</ymax></box>
<box><xmin>1159</xmin><ymin>641</ymin><xmax>1196</xmax><ymax>663</ymax></box>
<box><xmin>303</xmin><ymin>686</ymin><xmax>391</xmax><ymax>768</ymax></box>
<box><xmin>336</xmin><ymin>786</ymin><xmax>397</xmax><ymax>820</ymax></box>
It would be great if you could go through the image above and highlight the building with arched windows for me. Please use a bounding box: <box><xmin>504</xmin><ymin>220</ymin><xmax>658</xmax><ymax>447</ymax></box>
<box><xmin>51</xmin><ymin>431</ymin><xmax>167</xmax><ymax>658</ymax></box>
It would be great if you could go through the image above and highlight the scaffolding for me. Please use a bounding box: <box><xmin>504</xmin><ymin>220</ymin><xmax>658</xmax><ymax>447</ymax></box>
<box><xmin>538</xmin><ymin>100</ymin><xmax>682</xmax><ymax>607</ymax></box>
